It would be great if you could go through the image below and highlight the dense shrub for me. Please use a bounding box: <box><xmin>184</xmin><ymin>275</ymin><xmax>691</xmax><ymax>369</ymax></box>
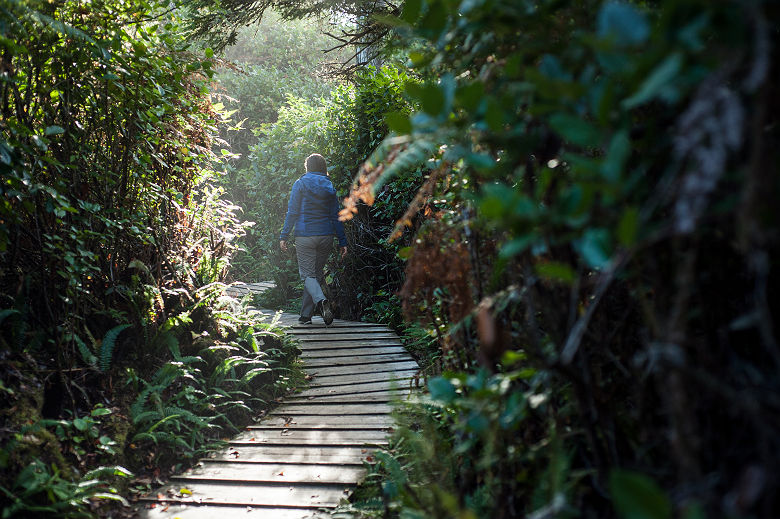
<box><xmin>338</xmin><ymin>0</ymin><xmax>780</xmax><ymax>517</ymax></box>
<box><xmin>0</xmin><ymin>1</ymin><xmax>300</xmax><ymax>516</ymax></box>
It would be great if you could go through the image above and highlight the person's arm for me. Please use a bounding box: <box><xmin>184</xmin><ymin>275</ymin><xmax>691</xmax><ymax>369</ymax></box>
<box><xmin>279</xmin><ymin>181</ymin><xmax>302</xmax><ymax>249</ymax></box>
<box><xmin>331</xmin><ymin>190</ymin><xmax>348</xmax><ymax>258</ymax></box>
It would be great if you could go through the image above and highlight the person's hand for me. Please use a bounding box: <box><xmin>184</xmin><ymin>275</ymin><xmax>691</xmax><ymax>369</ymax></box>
<box><xmin>280</xmin><ymin>240</ymin><xmax>288</xmax><ymax>252</ymax></box>
<box><xmin>340</xmin><ymin>246</ymin><xmax>347</xmax><ymax>259</ymax></box>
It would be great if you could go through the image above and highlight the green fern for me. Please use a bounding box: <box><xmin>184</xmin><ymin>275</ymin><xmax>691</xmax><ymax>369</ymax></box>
<box><xmin>376</xmin><ymin>139</ymin><xmax>438</xmax><ymax>191</ymax></box>
<box><xmin>74</xmin><ymin>334</ymin><xmax>97</xmax><ymax>367</ymax></box>
<box><xmin>99</xmin><ymin>324</ymin><xmax>130</xmax><ymax>372</ymax></box>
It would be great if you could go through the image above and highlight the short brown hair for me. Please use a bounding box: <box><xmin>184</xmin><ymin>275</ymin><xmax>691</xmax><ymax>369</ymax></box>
<box><xmin>305</xmin><ymin>153</ymin><xmax>327</xmax><ymax>173</ymax></box>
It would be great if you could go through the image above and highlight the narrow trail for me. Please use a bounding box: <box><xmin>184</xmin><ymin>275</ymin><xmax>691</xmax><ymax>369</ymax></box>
<box><xmin>138</xmin><ymin>282</ymin><xmax>420</xmax><ymax>518</ymax></box>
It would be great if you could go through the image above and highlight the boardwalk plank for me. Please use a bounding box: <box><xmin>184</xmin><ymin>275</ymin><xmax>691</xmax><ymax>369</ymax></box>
<box><xmin>139</xmin><ymin>481</ymin><xmax>350</xmax><ymax>507</ymax></box>
<box><xmin>290</xmin><ymin>326</ymin><xmax>391</xmax><ymax>335</ymax></box>
<box><xmin>306</xmin><ymin>370</ymin><xmax>419</xmax><ymax>386</ymax></box>
<box><xmin>301</xmin><ymin>353</ymin><xmax>413</xmax><ymax>367</ymax></box>
<box><xmin>296</xmin><ymin>340</ymin><xmax>403</xmax><ymax>350</ymax></box>
<box><xmin>306</xmin><ymin>360</ymin><xmax>418</xmax><ymax>377</ymax></box>
<box><xmin>231</xmin><ymin>429</ymin><xmax>389</xmax><ymax>443</ymax></box>
<box><xmin>292</xmin><ymin>380</ymin><xmax>422</xmax><ymax>398</ymax></box>
<box><xmin>272</xmin><ymin>403</ymin><xmax>394</xmax><ymax>415</ymax></box>
<box><xmin>248</xmin><ymin>415</ymin><xmax>395</xmax><ymax>429</ymax></box>
<box><xmin>175</xmin><ymin>462</ymin><xmax>366</xmax><ymax>484</ymax></box>
<box><xmin>288</xmin><ymin>392</ymin><xmax>414</xmax><ymax>403</ymax></box>
<box><xmin>205</xmin><ymin>446</ymin><xmax>372</xmax><ymax>464</ymax></box>
<box><xmin>139</xmin><ymin>505</ymin><xmax>330</xmax><ymax>519</ymax></box>
<box><xmin>296</xmin><ymin>335</ymin><xmax>399</xmax><ymax>344</ymax></box>
<box><xmin>299</xmin><ymin>346</ymin><xmax>408</xmax><ymax>358</ymax></box>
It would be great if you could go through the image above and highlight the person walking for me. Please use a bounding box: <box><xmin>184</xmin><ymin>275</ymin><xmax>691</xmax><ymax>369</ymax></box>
<box><xmin>279</xmin><ymin>153</ymin><xmax>347</xmax><ymax>326</ymax></box>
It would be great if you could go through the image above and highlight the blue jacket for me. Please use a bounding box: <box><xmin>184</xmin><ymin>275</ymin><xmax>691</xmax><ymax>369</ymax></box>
<box><xmin>279</xmin><ymin>171</ymin><xmax>347</xmax><ymax>247</ymax></box>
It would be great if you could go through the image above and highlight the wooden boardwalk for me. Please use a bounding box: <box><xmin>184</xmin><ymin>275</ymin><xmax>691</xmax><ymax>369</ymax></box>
<box><xmin>138</xmin><ymin>283</ymin><xmax>419</xmax><ymax>518</ymax></box>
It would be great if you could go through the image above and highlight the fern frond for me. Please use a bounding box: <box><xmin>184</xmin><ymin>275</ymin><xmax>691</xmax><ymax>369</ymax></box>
<box><xmin>0</xmin><ymin>308</ymin><xmax>20</xmax><ymax>326</ymax></box>
<box><xmin>153</xmin><ymin>330</ymin><xmax>179</xmax><ymax>359</ymax></box>
<box><xmin>73</xmin><ymin>334</ymin><xmax>96</xmax><ymax>367</ymax></box>
<box><xmin>131</xmin><ymin>410</ymin><xmax>161</xmax><ymax>425</ymax></box>
<box><xmin>99</xmin><ymin>324</ymin><xmax>130</xmax><ymax>372</ymax></box>
<box><xmin>375</xmin><ymin>138</ymin><xmax>438</xmax><ymax>192</ymax></box>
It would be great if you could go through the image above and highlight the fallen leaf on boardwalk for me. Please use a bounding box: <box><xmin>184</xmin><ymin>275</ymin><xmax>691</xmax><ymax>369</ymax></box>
<box><xmin>277</xmin><ymin>471</ymin><xmax>284</xmax><ymax>476</ymax></box>
<box><xmin>157</xmin><ymin>493</ymin><xmax>165</xmax><ymax>500</ymax></box>
<box><xmin>179</xmin><ymin>488</ymin><xmax>192</xmax><ymax>495</ymax></box>
<box><xmin>361</xmin><ymin>449</ymin><xmax>367</xmax><ymax>453</ymax></box>
<box><xmin>366</xmin><ymin>455</ymin><xmax>374</xmax><ymax>462</ymax></box>
<box><xmin>249</xmin><ymin>437</ymin><xmax>255</xmax><ymax>441</ymax></box>
<box><xmin>149</xmin><ymin>503</ymin><xmax>157</xmax><ymax>509</ymax></box>
<box><xmin>162</xmin><ymin>504</ymin><xmax>169</xmax><ymax>511</ymax></box>
<box><xmin>246</xmin><ymin>506</ymin><xmax>253</xmax><ymax>512</ymax></box>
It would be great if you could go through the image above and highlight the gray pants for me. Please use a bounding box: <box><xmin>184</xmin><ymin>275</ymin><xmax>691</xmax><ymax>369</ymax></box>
<box><xmin>296</xmin><ymin>235</ymin><xmax>333</xmax><ymax>317</ymax></box>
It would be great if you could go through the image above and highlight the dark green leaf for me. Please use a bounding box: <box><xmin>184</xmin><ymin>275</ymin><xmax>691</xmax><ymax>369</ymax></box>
<box><xmin>420</xmin><ymin>1</ymin><xmax>447</xmax><ymax>35</ymax></box>
<box><xmin>623</xmin><ymin>53</ymin><xmax>683</xmax><ymax>109</ymax></box>
<box><xmin>548</xmin><ymin>114</ymin><xmax>602</xmax><ymax>148</ymax></box>
<box><xmin>401</xmin><ymin>0</ymin><xmax>423</xmax><ymax>23</ymax></box>
<box><xmin>428</xmin><ymin>377</ymin><xmax>457</xmax><ymax>403</ymax></box>
<box><xmin>386</xmin><ymin>112</ymin><xmax>412</xmax><ymax>134</ymax></box>
<box><xmin>617</xmin><ymin>206</ymin><xmax>639</xmax><ymax>246</ymax></box>
<box><xmin>535</xmin><ymin>261</ymin><xmax>577</xmax><ymax>284</ymax></box>
<box><xmin>73</xmin><ymin>418</ymin><xmax>88</xmax><ymax>432</ymax></box>
<box><xmin>610</xmin><ymin>469</ymin><xmax>672</xmax><ymax>519</ymax></box>
<box><xmin>397</xmin><ymin>246</ymin><xmax>413</xmax><ymax>259</ymax></box>
<box><xmin>577</xmin><ymin>228</ymin><xmax>612</xmax><ymax>269</ymax></box>
<box><xmin>44</xmin><ymin>125</ymin><xmax>65</xmax><ymax>136</ymax></box>
<box><xmin>598</xmin><ymin>2</ymin><xmax>650</xmax><ymax>46</ymax></box>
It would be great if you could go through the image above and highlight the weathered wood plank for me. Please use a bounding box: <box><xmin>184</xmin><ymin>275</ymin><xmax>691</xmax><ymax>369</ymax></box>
<box><xmin>292</xmin><ymin>379</ymin><xmax>422</xmax><ymax>398</ymax></box>
<box><xmin>248</xmin><ymin>415</ymin><xmax>395</xmax><ymax>429</ymax></box>
<box><xmin>205</xmin><ymin>446</ymin><xmax>372</xmax><ymax>464</ymax></box>
<box><xmin>290</xmin><ymin>321</ymin><xmax>380</xmax><ymax>329</ymax></box>
<box><xmin>301</xmin><ymin>353</ymin><xmax>414</xmax><ymax>367</ymax></box>
<box><xmin>296</xmin><ymin>333</ymin><xmax>399</xmax><ymax>342</ymax></box>
<box><xmin>231</xmin><ymin>429</ymin><xmax>388</xmax><ymax>444</ymax></box>
<box><xmin>306</xmin><ymin>369</ymin><xmax>419</xmax><ymax>386</ymax></box>
<box><xmin>139</xmin><ymin>504</ymin><xmax>331</xmax><ymax>519</ymax></box>
<box><xmin>175</xmin><ymin>461</ymin><xmax>366</xmax><ymax>484</ymax></box>
<box><xmin>296</xmin><ymin>340</ymin><xmax>404</xmax><ymax>350</ymax></box>
<box><xmin>300</xmin><ymin>345</ymin><xmax>408</xmax><ymax>361</ymax></box>
<box><xmin>272</xmin><ymin>403</ymin><xmax>394</xmax><ymax>415</ymax></box>
<box><xmin>288</xmin><ymin>392</ymin><xmax>415</xmax><ymax>403</ymax></box>
<box><xmin>290</xmin><ymin>326</ymin><xmax>391</xmax><ymax>335</ymax></box>
<box><xmin>306</xmin><ymin>361</ymin><xmax>419</xmax><ymax>377</ymax></box>
<box><xmin>139</xmin><ymin>481</ymin><xmax>351</xmax><ymax>508</ymax></box>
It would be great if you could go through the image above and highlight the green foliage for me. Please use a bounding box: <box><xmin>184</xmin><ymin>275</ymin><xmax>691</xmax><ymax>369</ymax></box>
<box><xmin>362</xmin><ymin>369</ymin><xmax>586</xmax><ymax>518</ymax></box>
<box><xmin>609</xmin><ymin>470</ymin><xmax>672</xmax><ymax>519</ymax></box>
<box><xmin>213</xmin><ymin>11</ymin><xmax>347</xmax><ymax>160</ymax></box>
<box><xmin>337</xmin><ymin>0</ymin><xmax>779</xmax><ymax>517</ymax></box>
<box><xmin>127</xmin><ymin>299</ymin><xmax>299</xmax><ymax>467</ymax></box>
<box><xmin>99</xmin><ymin>325</ymin><xmax>131</xmax><ymax>372</ymax></box>
<box><xmin>0</xmin><ymin>0</ymin><xmax>298</xmax><ymax>515</ymax></box>
<box><xmin>0</xmin><ymin>460</ymin><xmax>130</xmax><ymax>519</ymax></box>
<box><xmin>0</xmin><ymin>406</ymin><xmax>130</xmax><ymax>518</ymax></box>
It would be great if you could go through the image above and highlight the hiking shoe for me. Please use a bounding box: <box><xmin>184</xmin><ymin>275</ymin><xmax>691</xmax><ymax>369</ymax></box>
<box><xmin>321</xmin><ymin>299</ymin><xmax>334</xmax><ymax>326</ymax></box>
<box><xmin>298</xmin><ymin>315</ymin><xmax>312</xmax><ymax>325</ymax></box>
